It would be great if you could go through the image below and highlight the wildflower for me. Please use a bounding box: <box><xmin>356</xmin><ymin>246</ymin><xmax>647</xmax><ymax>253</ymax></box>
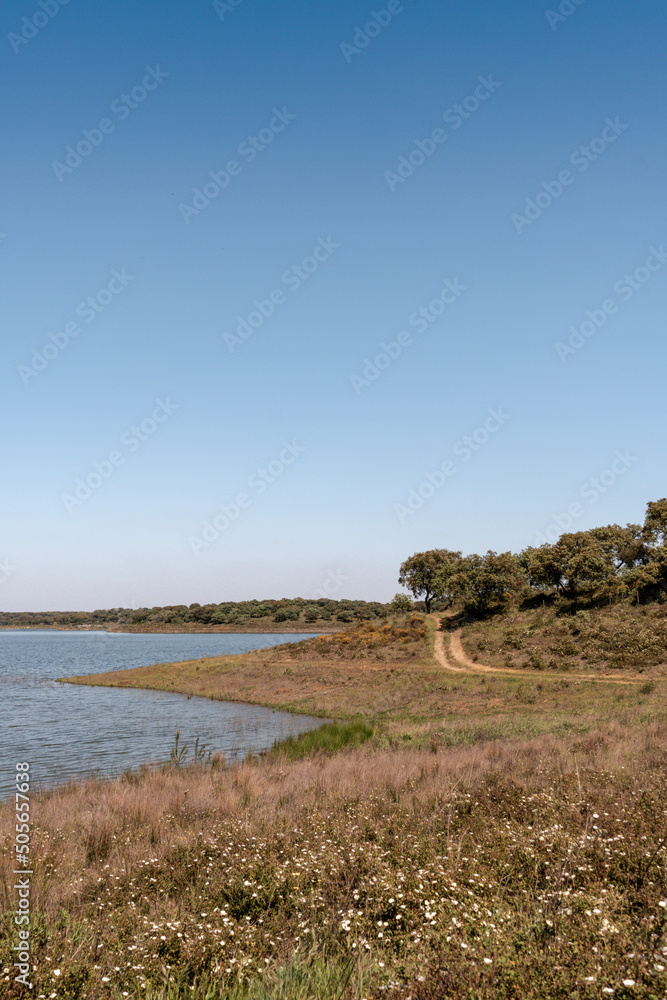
<box><xmin>623</xmin><ymin>981</ymin><xmax>635</xmax><ymax>988</ymax></box>
<box><xmin>53</xmin><ymin>970</ymin><xmax>61</xmax><ymax>977</ymax></box>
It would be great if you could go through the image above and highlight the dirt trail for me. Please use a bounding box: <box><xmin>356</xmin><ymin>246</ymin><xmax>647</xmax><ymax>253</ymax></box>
<box><xmin>431</xmin><ymin>617</ymin><xmax>466</xmax><ymax>672</ymax></box>
<box><xmin>429</xmin><ymin>615</ymin><xmax>645</xmax><ymax>685</ymax></box>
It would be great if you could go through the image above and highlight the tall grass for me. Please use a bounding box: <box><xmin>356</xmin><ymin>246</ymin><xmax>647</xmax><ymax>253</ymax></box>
<box><xmin>2</xmin><ymin>720</ymin><xmax>667</xmax><ymax>998</ymax></box>
<box><xmin>270</xmin><ymin>720</ymin><xmax>374</xmax><ymax>759</ymax></box>
<box><xmin>3</xmin><ymin>616</ymin><xmax>666</xmax><ymax>997</ymax></box>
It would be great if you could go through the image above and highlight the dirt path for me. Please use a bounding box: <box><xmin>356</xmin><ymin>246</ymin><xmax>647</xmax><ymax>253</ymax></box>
<box><xmin>429</xmin><ymin>615</ymin><xmax>645</xmax><ymax>685</ymax></box>
<box><xmin>431</xmin><ymin>616</ymin><xmax>466</xmax><ymax>672</ymax></box>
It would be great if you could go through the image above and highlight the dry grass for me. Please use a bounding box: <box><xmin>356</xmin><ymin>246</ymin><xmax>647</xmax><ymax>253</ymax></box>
<box><xmin>2</xmin><ymin>725</ymin><xmax>667</xmax><ymax>998</ymax></box>
<box><xmin>2</xmin><ymin>614</ymin><xmax>667</xmax><ymax>998</ymax></box>
<box><xmin>459</xmin><ymin>602</ymin><xmax>667</xmax><ymax>674</ymax></box>
<box><xmin>60</xmin><ymin>618</ymin><xmax>432</xmax><ymax>728</ymax></box>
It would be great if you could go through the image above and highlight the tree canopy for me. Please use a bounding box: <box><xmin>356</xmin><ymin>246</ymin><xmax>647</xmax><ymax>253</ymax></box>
<box><xmin>398</xmin><ymin>549</ymin><xmax>462</xmax><ymax>613</ymax></box>
<box><xmin>399</xmin><ymin>499</ymin><xmax>667</xmax><ymax>617</ymax></box>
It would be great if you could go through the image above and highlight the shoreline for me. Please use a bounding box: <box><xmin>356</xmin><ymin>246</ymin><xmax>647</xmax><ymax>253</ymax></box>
<box><xmin>0</xmin><ymin>625</ymin><xmax>339</xmax><ymax>634</ymax></box>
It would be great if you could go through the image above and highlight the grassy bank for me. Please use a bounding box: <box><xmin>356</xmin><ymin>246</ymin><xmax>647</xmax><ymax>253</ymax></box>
<box><xmin>458</xmin><ymin>602</ymin><xmax>667</xmax><ymax>674</ymax></box>
<box><xmin>2</xmin><ymin>615</ymin><xmax>667</xmax><ymax>998</ymax></box>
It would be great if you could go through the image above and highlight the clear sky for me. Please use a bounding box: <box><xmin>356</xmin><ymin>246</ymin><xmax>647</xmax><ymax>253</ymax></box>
<box><xmin>1</xmin><ymin>0</ymin><xmax>665</xmax><ymax>610</ymax></box>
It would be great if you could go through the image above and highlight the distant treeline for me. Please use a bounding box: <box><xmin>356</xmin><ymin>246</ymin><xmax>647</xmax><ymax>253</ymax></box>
<box><xmin>0</xmin><ymin>598</ymin><xmax>395</xmax><ymax>631</ymax></box>
<box><xmin>398</xmin><ymin>498</ymin><xmax>667</xmax><ymax>617</ymax></box>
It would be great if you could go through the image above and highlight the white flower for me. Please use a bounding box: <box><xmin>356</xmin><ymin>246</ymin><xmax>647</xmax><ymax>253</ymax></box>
<box><xmin>659</xmin><ymin>900</ymin><xmax>667</xmax><ymax>908</ymax></box>
<box><xmin>623</xmin><ymin>981</ymin><xmax>635</xmax><ymax>988</ymax></box>
<box><xmin>483</xmin><ymin>958</ymin><xmax>492</xmax><ymax>965</ymax></box>
<box><xmin>53</xmin><ymin>970</ymin><xmax>61</xmax><ymax>978</ymax></box>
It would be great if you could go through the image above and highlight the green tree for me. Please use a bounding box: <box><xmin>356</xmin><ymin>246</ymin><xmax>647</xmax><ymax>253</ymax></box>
<box><xmin>398</xmin><ymin>550</ymin><xmax>462</xmax><ymax>613</ymax></box>
<box><xmin>452</xmin><ymin>551</ymin><xmax>527</xmax><ymax>616</ymax></box>
<box><xmin>589</xmin><ymin>523</ymin><xmax>650</xmax><ymax>572</ymax></box>
<box><xmin>391</xmin><ymin>593</ymin><xmax>414</xmax><ymax>613</ymax></box>
<box><xmin>644</xmin><ymin>498</ymin><xmax>667</xmax><ymax>546</ymax></box>
<box><xmin>524</xmin><ymin>532</ymin><xmax>616</xmax><ymax>602</ymax></box>
<box><xmin>635</xmin><ymin>545</ymin><xmax>667</xmax><ymax>597</ymax></box>
<box><xmin>556</xmin><ymin>532</ymin><xmax>616</xmax><ymax>601</ymax></box>
<box><xmin>521</xmin><ymin>544</ymin><xmax>564</xmax><ymax>593</ymax></box>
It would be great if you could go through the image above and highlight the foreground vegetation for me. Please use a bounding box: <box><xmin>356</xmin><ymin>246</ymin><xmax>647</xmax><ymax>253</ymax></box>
<box><xmin>1</xmin><ymin>717</ymin><xmax>666</xmax><ymax>998</ymax></box>
<box><xmin>3</xmin><ymin>610</ymin><xmax>667</xmax><ymax>998</ymax></box>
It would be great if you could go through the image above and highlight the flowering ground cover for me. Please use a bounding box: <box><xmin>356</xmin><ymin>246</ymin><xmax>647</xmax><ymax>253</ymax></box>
<box><xmin>2</xmin><ymin>615</ymin><xmax>666</xmax><ymax>998</ymax></box>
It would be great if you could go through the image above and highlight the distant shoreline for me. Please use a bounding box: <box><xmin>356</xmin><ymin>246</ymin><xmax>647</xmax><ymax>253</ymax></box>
<box><xmin>0</xmin><ymin>625</ymin><xmax>340</xmax><ymax>634</ymax></box>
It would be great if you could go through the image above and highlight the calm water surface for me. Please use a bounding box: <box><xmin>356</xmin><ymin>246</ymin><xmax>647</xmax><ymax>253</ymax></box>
<box><xmin>2</xmin><ymin>630</ymin><xmax>322</xmax><ymax>799</ymax></box>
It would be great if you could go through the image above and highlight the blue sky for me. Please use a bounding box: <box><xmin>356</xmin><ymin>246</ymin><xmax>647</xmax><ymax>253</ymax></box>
<box><xmin>1</xmin><ymin>0</ymin><xmax>665</xmax><ymax>610</ymax></box>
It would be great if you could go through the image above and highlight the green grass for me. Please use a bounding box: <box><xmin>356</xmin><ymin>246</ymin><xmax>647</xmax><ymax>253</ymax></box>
<box><xmin>138</xmin><ymin>951</ymin><xmax>361</xmax><ymax>1000</ymax></box>
<box><xmin>270</xmin><ymin>720</ymin><xmax>375</xmax><ymax>760</ymax></box>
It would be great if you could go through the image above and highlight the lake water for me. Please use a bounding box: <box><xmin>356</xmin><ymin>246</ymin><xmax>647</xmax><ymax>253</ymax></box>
<box><xmin>1</xmin><ymin>630</ymin><xmax>322</xmax><ymax>799</ymax></box>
